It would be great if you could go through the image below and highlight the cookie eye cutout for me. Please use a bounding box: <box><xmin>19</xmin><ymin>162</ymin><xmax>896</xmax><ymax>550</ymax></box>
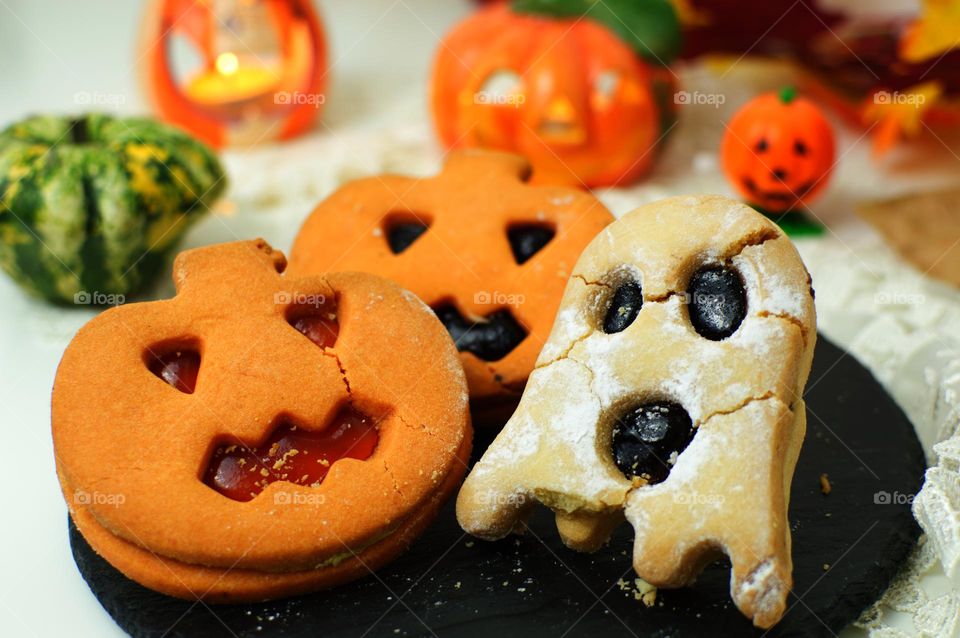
<box><xmin>611</xmin><ymin>401</ymin><xmax>695</xmax><ymax>484</ymax></box>
<box><xmin>286</xmin><ymin>296</ymin><xmax>339</xmax><ymax>349</ymax></box>
<box><xmin>507</xmin><ymin>222</ymin><xmax>555</xmax><ymax>264</ymax></box>
<box><xmin>687</xmin><ymin>265</ymin><xmax>747</xmax><ymax>341</ymax></box>
<box><xmin>602</xmin><ymin>281</ymin><xmax>643</xmax><ymax>334</ymax></box>
<box><xmin>203</xmin><ymin>406</ymin><xmax>379</xmax><ymax>502</ymax></box>
<box><xmin>383</xmin><ymin>213</ymin><xmax>431</xmax><ymax>255</ymax></box>
<box><xmin>146</xmin><ymin>342</ymin><xmax>201</xmax><ymax>394</ymax></box>
<box><xmin>433</xmin><ymin>303</ymin><xmax>527</xmax><ymax>361</ymax></box>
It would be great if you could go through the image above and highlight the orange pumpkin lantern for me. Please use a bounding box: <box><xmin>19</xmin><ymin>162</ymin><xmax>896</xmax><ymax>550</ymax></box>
<box><xmin>140</xmin><ymin>0</ymin><xmax>327</xmax><ymax>148</ymax></box>
<box><xmin>721</xmin><ymin>88</ymin><xmax>836</xmax><ymax>213</ymax></box>
<box><xmin>431</xmin><ymin>2</ymin><xmax>679</xmax><ymax>188</ymax></box>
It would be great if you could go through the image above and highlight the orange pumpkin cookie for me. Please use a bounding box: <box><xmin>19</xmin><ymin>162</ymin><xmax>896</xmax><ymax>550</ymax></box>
<box><xmin>53</xmin><ymin>239</ymin><xmax>471</xmax><ymax>603</ymax></box>
<box><xmin>288</xmin><ymin>150</ymin><xmax>614</xmax><ymax>424</ymax></box>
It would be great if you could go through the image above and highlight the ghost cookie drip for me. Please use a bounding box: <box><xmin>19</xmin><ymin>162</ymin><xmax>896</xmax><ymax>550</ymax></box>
<box><xmin>456</xmin><ymin>195</ymin><xmax>816</xmax><ymax>629</ymax></box>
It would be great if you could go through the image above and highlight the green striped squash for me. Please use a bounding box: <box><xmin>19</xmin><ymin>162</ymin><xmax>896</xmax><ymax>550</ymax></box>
<box><xmin>0</xmin><ymin>113</ymin><xmax>226</xmax><ymax>304</ymax></box>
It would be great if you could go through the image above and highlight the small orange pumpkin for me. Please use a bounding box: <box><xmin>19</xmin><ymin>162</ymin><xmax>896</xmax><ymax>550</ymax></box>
<box><xmin>431</xmin><ymin>3</ymin><xmax>677</xmax><ymax>188</ymax></box>
<box><xmin>721</xmin><ymin>88</ymin><xmax>835</xmax><ymax>213</ymax></box>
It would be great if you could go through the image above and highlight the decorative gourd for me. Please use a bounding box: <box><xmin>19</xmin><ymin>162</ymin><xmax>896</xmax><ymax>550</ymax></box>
<box><xmin>721</xmin><ymin>88</ymin><xmax>835</xmax><ymax>214</ymax></box>
<box><xmin>0</xmin><ymin>113</ymin><xmax>226</xmax><ymax>303</ymax></box>
<box><xmin>431</xmin><ymin>0</ymin><xmax>680</xmax><ymax>188</ymax></box>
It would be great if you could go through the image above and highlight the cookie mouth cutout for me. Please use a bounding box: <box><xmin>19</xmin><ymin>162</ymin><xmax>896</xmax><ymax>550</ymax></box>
<box><xmin>203</xmin><ymin>405</ymin><xmax>381</xmax><ymax>502</ymax></box>
<box><xmin>609</xmin><ymin>401</ymin><xmax>696</xmax><ymax>485</ymax></box>
<box><xmin>433</xmin><ymin>302</ymin><xmax>528</xmax><ymax>362</ymax></box>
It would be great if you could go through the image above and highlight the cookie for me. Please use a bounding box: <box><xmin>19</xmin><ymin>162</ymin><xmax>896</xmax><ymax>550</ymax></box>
<box><xmin>456</xmin><ymin>195</ymin><xmax>816</xmax><ymax>628</ymax></box>
<box><xmin>288</xmin><ymin>150</ymin><xmax>614</xmax><ymax>425</ymax></box>
<box><xmin>52</xmin><ymin>239</ymin><xmax>471</xmax><ymax>602</ymax></box>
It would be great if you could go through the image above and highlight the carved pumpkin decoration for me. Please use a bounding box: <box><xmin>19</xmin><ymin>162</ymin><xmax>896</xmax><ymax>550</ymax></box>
<box><xmin>431</xmin><ymin>2</ymin><xmax>679</xmax><ymax>188</ymax></box>
<box><xmin>721</xmin><ymin>88</ymin><xmax>836</xmax><ymax>214</ymax></box>
<box><xmin>139</xmin><ymin>0</ymin><xmax>328</xmax><ymax>148</ymax></box>
<box><xmin>289</xmin><ymin>150</ymin><xmax>614</xmax><ymax>425</ymax></box>
<box><xmin>52</xmin><ymin>240</ymin><xmax>471</xmax><ymax>602</ymax></box>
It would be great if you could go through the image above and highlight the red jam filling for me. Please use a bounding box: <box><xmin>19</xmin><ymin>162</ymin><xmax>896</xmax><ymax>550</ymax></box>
<box><xmin>291</xmin><ymin>312</ymin><xmax>339</xmax><ymax>349</ymax></box>
<box><xmin>148</xmin><ymin>350</ymin><xmax>200</xmax><ymax>394</ymax></box>
<box><xmin>203</xmin><ymin>407</ymin><xmax>379</xmax><ymax>502</ymax></box>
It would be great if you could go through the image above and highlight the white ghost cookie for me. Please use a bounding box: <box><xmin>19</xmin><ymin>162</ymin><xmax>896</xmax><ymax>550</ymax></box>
<box><xmin>456</xmin><ymin>195</ymin><xmax>816</xmax><ymax>629</ymax></box>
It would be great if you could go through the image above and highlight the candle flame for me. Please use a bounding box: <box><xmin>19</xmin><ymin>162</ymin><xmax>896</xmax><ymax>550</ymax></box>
<box><xmin>215</xmin><ymin>52</ymin><xmax>239</xmax><ymax>76</ymax></box>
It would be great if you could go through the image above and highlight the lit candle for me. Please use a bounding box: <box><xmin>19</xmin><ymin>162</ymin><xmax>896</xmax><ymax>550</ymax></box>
<box><xmin>185</xmin><ymin>52</ymin><xmax>280</xmax><ymax>107</ymax></box>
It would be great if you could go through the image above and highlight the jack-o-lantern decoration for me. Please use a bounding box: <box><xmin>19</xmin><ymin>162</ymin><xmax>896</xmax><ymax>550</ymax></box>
<box><xmin>52</xmin><ymin>240</ymin><xmax>471</xmax><ymax>602</ymax></box>
<box><xmin>721</xmin><ymin>87</ymin><xmax>836</xmax><ymax>214</ymax></box>
<box><xmin>139</xmin><ymin>0</ymin><xmax>328</xmax><ymax>148</ymax></box>
<box><xmin>431</xmin><ymin>1</ymin><xmax>681</xmax><ymax>188</ymax></box>
<box><xmin>289</xmin><ymin>150</ymin><xmax>614</xmax><ymax>425</ymax></box>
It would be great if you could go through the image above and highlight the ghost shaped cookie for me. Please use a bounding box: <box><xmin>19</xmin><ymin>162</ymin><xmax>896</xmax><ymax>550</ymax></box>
<box><xmin>456</xmin><ymin>195</ymin><xmax>816</xmax><ymax>628</ymax></box>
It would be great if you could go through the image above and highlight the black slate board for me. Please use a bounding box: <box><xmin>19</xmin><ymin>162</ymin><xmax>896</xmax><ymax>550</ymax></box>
<box><xmin>69</xmin><ymin>336</ymin><xmax>925</xmax><ymax>638</ymax></box>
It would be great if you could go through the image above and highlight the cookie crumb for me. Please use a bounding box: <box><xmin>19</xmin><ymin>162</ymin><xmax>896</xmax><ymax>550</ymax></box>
<box><xmin>819</xmin><ymin>473</ymin><xmax>831</xmax><ymax>495</ymax></box>
<box><xmin>634</xmin><ymin>578</ymin><xmax>657</xmax><ymax>607</ymax></box>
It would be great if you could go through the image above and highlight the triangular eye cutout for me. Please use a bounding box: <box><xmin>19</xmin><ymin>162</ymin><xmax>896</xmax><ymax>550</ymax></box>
<box><xmin>507</xmin><ymin>223</ymin><xmax>555</xmax><ymax>264</ymax></box>
<box><xmin>147</xmin><ymin>345</ymin><xmax>201</xmax><ymax>394</ymax></box>
<box><xmin>385</xmin><ymin>214</ymin><xmax>431</xmax><ymax>254</ymax></box>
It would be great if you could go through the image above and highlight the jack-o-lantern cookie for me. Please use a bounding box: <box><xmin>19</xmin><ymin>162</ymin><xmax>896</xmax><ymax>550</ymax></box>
<box><xmin>456</xmin><ymin>195</ymin><xmax>816</xmax><ymax>628</ymax></box>
<box><xmin>53</xmin><ymin>240</ymin><xmax>471</xmax><ymax>602</ymax></box>
<box><xmin>288</xmin><ymin>150</ymin><xmax>614</xmax><ymax>424</ymax></box>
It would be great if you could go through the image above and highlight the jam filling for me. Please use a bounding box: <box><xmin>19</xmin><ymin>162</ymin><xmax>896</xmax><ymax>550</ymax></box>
<box><xmin>204</xmin><ymin>407</ymin><xmax>379</xmax><ymax>502</ymax></box>
<box><xmin>148</xmin><ymin>349</ymin><xmax>200</xmax><ymax>394</ymax></box>
<box><xmin>291</xmin><ymin>311</ymin><xmax>339</xmax><ymax>349</ymax></box>
<box><xmin>433</xmin><ymin>304</ymin><xmax>527</xmax><ymax>361</ymax></box>
<box><xmin>507</xmin><ymin>223</ymin><xmax>555</xmax><ymax>264</ymax></box>
<box><xmin>386</xmin><ymin>219</ymin><xmax>430</xmax><ymax>254</ymax></box>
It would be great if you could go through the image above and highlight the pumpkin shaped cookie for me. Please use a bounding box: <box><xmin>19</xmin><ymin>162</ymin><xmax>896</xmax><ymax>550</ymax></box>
<box><xmin>53</xmin><ymin>240</ymin><xmax>471</xmax><ymax>602</ymax></box>
<box><xmin>288</xmin><ymin>150</ymin><xmax>614</xmax><ymax>425</ymax></box>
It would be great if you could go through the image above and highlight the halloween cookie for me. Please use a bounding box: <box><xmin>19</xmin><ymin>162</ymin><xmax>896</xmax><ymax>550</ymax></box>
<box><xmin>288</xmin><ymin>150</ymin><xmax>614</xmax><ymax>425</ymax></box>
<box><xmin>456</xmin><ymin>195</ymin><xmax>816</xmax><ymax>628</ymax></box>
<box><xmin>53</xmin><ymin>240</ymin><xmax>471</xmax><ymax>602</ymax></box>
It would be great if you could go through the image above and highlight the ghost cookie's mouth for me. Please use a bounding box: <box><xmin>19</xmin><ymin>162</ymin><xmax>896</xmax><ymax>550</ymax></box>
<box><xmin>610</xmin><ymin>401</ymin><xmax>696</xmax><ymax>485</ymax></box>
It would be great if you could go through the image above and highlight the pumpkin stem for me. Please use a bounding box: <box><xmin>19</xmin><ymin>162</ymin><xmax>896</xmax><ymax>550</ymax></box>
<box><xmin>779</xmin><ymin>86</ymin><xmax>797</xmax><ymax>104</ymax></box>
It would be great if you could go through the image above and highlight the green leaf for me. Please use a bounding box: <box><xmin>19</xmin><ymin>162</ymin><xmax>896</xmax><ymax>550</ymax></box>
<box><xmin>511</xmin><ymin>0</ymin><xmax>682</xmax><ymax>64</ymax></box>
